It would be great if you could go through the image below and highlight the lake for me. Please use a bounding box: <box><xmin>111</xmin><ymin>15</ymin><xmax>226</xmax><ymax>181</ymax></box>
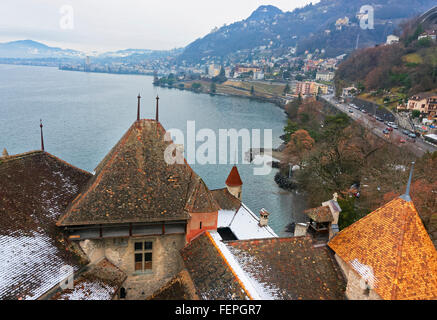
<box><xmin>0</xmin><ymin>64</ymin><xmax>306</xmax><ymax>236</ymax></box>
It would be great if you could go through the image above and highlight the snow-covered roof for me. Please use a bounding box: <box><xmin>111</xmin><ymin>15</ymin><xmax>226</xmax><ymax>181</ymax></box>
<box><xmin>0</xmin><ymin>151</ymin><xmax>92</xmax><ymax>300</ymax></box>
<box><xmin>0</xmin><ymin>232</ymin><xmax>81</xmax><ymax>300</ymax></box>
<box><xmin>52</xmin><ymin>259</ymin><xmax>126</xmax><ymax>300</ymax></box>
<box><xmin>208</xmin><ymin>234</ymin><xmax>346</xmax><ymax>300</ymax></box>
<box><xmin>217</xmin><ymin>203</ymin><xmax>277</xmax><ymax>240</ymax></box>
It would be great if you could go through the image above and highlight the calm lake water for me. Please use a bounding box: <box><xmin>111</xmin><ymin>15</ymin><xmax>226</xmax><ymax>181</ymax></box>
<box><xmin>0</xmin><ymin>64</ymin><xmax>306</xmax><ymax>236</ymax></box>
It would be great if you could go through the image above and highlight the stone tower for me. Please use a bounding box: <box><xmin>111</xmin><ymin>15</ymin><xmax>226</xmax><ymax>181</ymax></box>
<box><xmin>2</xmin><ymin>148</ymin><xmax>8</xmax><ymax>157</ymax></box>
<box><xmin>225</xmin><ymin>166</ymin><xmax>243</xmax><ymax>200</ymax></box>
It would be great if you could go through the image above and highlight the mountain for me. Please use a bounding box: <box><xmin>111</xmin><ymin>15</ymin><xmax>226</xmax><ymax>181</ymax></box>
<box><xmin>97</xmin><ymin>48</ymin><xmax>183</xmax><ymax>63</ymax></box>
<box><xmin>178</xmin><ymin>0</ymin><xmax>437</xmax><ymax>64</ymax></box>
<box><xmin>335</xmin><ymin>7</ymin><xmax>437</xmax><ymax>98</ymax></box>
<box><xmin>0</xmin><ymin>40</ymin><xmax>84</xmax><ymax>59</ymax></box>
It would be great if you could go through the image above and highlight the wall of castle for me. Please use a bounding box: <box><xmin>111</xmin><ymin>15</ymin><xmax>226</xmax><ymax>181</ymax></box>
<box><xmin>79</xmin><ymin>233</ymin><xmax>186</xmax><ymax>299</ymax></box>
<box><xmin>334</xmin><ymin>254</ymin><xmax>382</xmax><ymax>300</ymax></box>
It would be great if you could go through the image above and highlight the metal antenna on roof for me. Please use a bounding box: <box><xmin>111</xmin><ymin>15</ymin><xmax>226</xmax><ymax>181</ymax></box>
<box><xmin>40</xmin><ymin>119</ymin><xmax>45</xmax><ymax>151</ymax></box>
<box><xmin>400</xmin><ymin>162</ymin><xmax>415</xmax><ymax>202</ymax></box>
<box><xmin>137</xmin><ymin>93</ymin><xmax>141</xmax><ymax>121</ymax></box>
<box><xmin>156</xmin><ymin>95</ymin><xmax>160</xmax><ymax>122</ymax></box>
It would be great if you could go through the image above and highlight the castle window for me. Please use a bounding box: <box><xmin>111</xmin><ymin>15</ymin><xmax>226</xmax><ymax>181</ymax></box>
<box><xmin>134</xmin><ymin>240</ymin><xmax>153</xmax><ymax>272</ymax></box>
<box><xmin>200</xmin><ymin>221</ymin><xmax>202</xmax><ymax>229</ymax></box>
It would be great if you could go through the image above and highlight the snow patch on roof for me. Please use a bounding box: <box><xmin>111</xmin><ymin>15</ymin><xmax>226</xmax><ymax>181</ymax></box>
<box><xmin>350</xmin><ymin>258</ymin><xmax>378</xmax><ymax>289</ymax></box>
<box><xmin>0</xmin><ymin>232</ymin><xmax>79</xmax><ymax>300</ymax></box>
<box><xmin>226</xmin><ymin>246</ymin><xmax>282</xmax><ymax>300</ymax></box>
<box><xmin>209</xmin><ymin>231</ymin><xmax>262</xmax><ymax>300</ymax></box>
<box><xmin>218</xmin><ymin>204</ymin><xmax>277</xmax><ymax>240</ymax></box>
<box><xmin>55</xmin><ymin>280</ymin><xmax>115</xmax><ymax>300</ymax></box>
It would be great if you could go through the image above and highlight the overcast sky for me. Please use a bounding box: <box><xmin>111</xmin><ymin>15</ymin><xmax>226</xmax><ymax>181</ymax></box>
<box><xmin>0</xmin><ymin>0</ymin><xmax>318</xmax><ymax>53</ymax></box>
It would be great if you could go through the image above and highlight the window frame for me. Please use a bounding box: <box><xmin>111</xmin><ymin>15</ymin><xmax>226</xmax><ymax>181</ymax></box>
<box><xmin>133</xmin><ymin>239</ymin><xmax>154</xmax><ymax>274</ymax></box>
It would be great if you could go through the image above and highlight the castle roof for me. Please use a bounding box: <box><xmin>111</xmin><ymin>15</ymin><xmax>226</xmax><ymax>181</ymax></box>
<box><xmin>58</xmin><ymin>120</ymin><xmax>218</xmax><ymax>227</ymax></box>
<box><xmin>328</xmin><ymin>197</ymin><xmax>437</xmax><ymax>300</ymax></box>
<box><xmin>0</xmin><ymin>151</ymin><xmax>92</xmax><ymax>299</ymax></box>
<box><xmin>180</xmin><ymin>232</ymin><xmax>250</xmax><ymax>300</ymax></box>
<box><xmin>225</xmin><ymin>166</ymin><xmax>243</xmax><ymax>187</ymax></box>
<box><xmin>226</xmin><ymin>236</ymin><xmax>346</xmax><ymax>300</ymax></box>
<box><xmin>181</xmin><ymin>232</ymin><xmax>346</xmax><ymax>300</ymax></box>
<box><xmin>211</xmin><ymin>188</ymin><xmax>241</xmax><ymax>211</ymax></box>
<box><xmin>51</xmin><ymin>258</ymin><xmax>127</xmax><ymax>300</ymax></box>
<box><xmin>304</xmin><ymin>206</ymin><xmax>334</xmax><ymax>223</ymax></box>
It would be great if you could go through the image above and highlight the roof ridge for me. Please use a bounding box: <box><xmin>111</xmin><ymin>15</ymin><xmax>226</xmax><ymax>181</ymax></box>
<box><xmin>57</xmin><ymin>123</ymin><xmax>135</xmax><ymax>226</ymax></box>
<box><xmin>0</xmin><ymin>150</ymin><xmax>91</xmax><ymax>177</ymax></box>
<box><xmin>390</xmin><ymin>200</ymin><xmax>410</xmax><ymax>300</ymax></box>
<box><xmin>0</xmin><ymin>150</ymin><xmax>43</xmax><ymax>162</ymax></box>
<box><xmin>205</xmin><ymin>232</ymin><xmax>254</xmax><ymax>300</ymax></box>
<box><xmin>44</xmin><ymin>152</ymin><xmax>92</xmax><ymax>176</ymax></box>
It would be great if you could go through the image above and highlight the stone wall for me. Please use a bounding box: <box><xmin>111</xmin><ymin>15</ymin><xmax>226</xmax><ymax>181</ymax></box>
<box><xmin>226</xmin><ymin>185</ymin><xmax>242</xmax><ymax>200</ymax></box>
<box><xmin>334</xmin><ymin>255</ymin><xmax>382</xmax><ymax>300</ymax></box>
<box><xmin>79</xmin><ymin>234</ymin><xmax>186</xmax><ymax>299</ymax></box>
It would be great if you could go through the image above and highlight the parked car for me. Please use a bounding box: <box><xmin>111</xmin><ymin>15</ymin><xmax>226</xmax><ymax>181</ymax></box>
<box><xmin>408</xmin><ymin>133</ymin><xmax>417</xmax><ymax>139</ymax></box>
<box><xmin>383</xmin><ymin>129</ymin><xmax>389</xmax><ymax>134</ymax></box>
<box><xmin>386</xmin><ymin>127</ymin><xmax>393</xmax><ymax>132</ymax></box>
<box><xmin>349</xmin><ymin>109</ymin><xmax>354</xmax><ymax>113</ymax></box>
<box><xmin>400</xmin><ymin>138</ymin><xmax>406</xmax><ymax>143</ymax></box>
<box><xmin>402</xmin><ymin>130</ymin><xmax>410</xmax><ymax>135</ymax></box>
<box><xmin>361</xmin><ymin>109</ymin><xmax>367</xmax><ymax>113</ymax></box>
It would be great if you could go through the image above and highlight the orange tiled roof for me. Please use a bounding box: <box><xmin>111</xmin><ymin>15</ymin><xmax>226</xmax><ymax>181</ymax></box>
<box><xmin>328</xmin><ymin>197</ymin><xmax>437</xmax><ymax>300</ymax></box>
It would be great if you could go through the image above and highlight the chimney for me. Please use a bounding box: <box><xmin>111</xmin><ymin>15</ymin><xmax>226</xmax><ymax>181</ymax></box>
<box><xmin>137</xmin><ymin>94</ymin><xmax>141</xmax><ymax>121</ymax></box>
<box><xmin>294</xmin><ymin>223</ymin><xmax>309</xmax><ymax>237</ymax></box>
<box><xmin>2</xmin><ymin>148</ymin><xmax>8</xmax><ymax>157</ymax></box>
<box><xmin>40</xmin><ymin>119</ymin><xmax>45</xmax><ymax>151</ymax></box>
<box><xmin>259</xmin><ymin>208</ymin><xmax>270</xmax><ymax>227</ymax></box>
<box><xmin>155</xmin><ymin>95</ymin><xmax>160</xmax><ymax>122</ymax></box>
<box><xmin>329</xmin><ymin>223</ymin><xmax>339</xmax><ymax>240</ymax></box>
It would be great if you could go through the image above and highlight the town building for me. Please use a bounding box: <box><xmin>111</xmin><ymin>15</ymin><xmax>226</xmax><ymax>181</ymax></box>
<box><xmin>342</xmin><ymin>86</ymin><xmax>358</xmax><ymax>98</ymax></box>
<box><xmin>386</xmin><ymin>35</ymin><xmax>400</xmax><ymax>45</ymax></box>
<box><xmin>418</xmin><ymin>30</ymin><xmax>436</xmax><ymax>41</ymax></box>
<box><xmin>407</xmin><ymin>92</ymin><xmax>437</xmax><ymax>117</ymax></box>
<box><xmin>208</xmin><ymin>64</ymin><xmax>221</xmax><ymax>77</ymax></box>
<box><xmin>335</xmin><ymin>17</ymin><xmax>349</xmax><ymax>30</ymax></box>
<box><xmin>234</xmin><ymin>65</ymin><xmax>261</xmax><ymax>75</ymax></box>
<box><xmin>295</xmin><ymin>81</ymin><xmax>328</xmax><ymax>96</ymax></box>
<box><xmin>316</xmin><ymin>70</ymin><xmax>335</xmax><ymax>82</ymax></box>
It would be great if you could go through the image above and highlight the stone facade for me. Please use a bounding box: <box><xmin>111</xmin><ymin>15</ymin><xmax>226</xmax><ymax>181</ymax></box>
<box><xmin>226</xmin><ymin>185</ymin><xmax>242</xmax><ymax>201</ymax></box>
<box><xmin>334</xmin><ymin>255</ymin><xmax>382</xmax><ymax>300</ymax></box>
<box><xmin>80</xmin><ymin>234</ymin><xmax>186</xmax><ymax>299</ymax></box>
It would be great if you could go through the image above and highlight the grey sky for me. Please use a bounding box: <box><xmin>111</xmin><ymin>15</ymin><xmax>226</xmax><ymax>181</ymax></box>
<box><xmin>0</xmin><ymin>0</ymin><xmax>318</xmax><ymax>53</ymax></box>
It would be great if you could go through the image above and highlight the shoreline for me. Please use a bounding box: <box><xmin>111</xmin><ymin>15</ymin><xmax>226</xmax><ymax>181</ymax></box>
<box><xmin>0</xmin><ymin>62</ymin><xmax>290</xmax><ymax>111</ymax></box>
<box><xmin>153</xmin><ymin>81</ymin><xmax>289</xmax><ymax>111</ymax></box>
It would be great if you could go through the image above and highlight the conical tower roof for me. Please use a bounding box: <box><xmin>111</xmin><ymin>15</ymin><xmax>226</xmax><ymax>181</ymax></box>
<box><xmin>225</xmin><ymin>166</ymin><xmax>243</xmax><ymax>187</ymax></box>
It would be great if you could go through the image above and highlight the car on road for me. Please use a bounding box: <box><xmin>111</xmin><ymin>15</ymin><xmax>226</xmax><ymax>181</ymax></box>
<box><xmin>383</xmin><ymin>129</ymin><xmax>389</xmax><ymax>134</ymax></box>
<box><xmin>400</xmin><ymin>138</ymin><xmax>406</xmax><ymax>144</ymax></box>
<box><xmin>361</xmin><ymin>109</ymin><xmax>367</xmax><ymax>113</ymax></box>
<box><xmin>386</xmin><ymin>127</ymin><xmax>393</xmax><ymax>132</ymax></box>
<box><xmin>402</xmin><ymin>130</ymin><xmax>410</xmax><ymax>135</ymax></box>
<box><xmin>376</xmin><ymin>117</ymin><xmax>384</xmax><ymax>122</ymax></box>
<box><xmin>349</xmin><ymin>109</ymin><xmax>354</xmax><ymax>113</ymax></box>
<box><xmin>409</xmin><ymin>133</ymin><xmax>417</xmax><ymax>139</ymax></box>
